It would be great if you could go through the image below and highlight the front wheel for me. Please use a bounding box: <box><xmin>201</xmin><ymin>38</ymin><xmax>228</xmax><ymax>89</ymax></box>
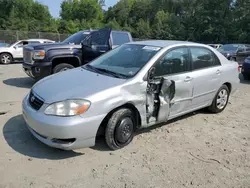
<box><xmin>105</xmin><ymin>108</ymin><xmax>135</xmax><ymax>150</ymax></box>
<box><xmin>208</xmin><ymin>85</ymin><xmax>230</xmax><ymax>113</ymax></box>
<box><xmin>53</xmin><ymin>63</ymin><xmax>74</xmax><ymax>74</ymax></box>
<box><xmin>0</xmin><ymin>53</ymin><xmax>13</xmax><ymax>64</ymax></box>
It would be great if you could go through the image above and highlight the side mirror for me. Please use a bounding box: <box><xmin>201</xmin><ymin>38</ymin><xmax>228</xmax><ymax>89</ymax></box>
<box><xmin>147</xmin><ymin>67</ymin><xmax>156</xmax><ymax>82</ymax></box>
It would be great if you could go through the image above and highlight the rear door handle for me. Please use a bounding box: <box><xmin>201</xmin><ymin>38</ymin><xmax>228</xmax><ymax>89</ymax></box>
<box><xmin>184</xmin><ymin>76</ymin><xmax>193</xmax><ymax>82</ymax></box>
<box><xmin>216</xmin><ymin>70</ymin><xmax>221</xmax><ymax>74</ymax></box>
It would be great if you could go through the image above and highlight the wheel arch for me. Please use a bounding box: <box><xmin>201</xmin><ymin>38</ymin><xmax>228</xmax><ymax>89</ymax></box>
<box><xmin>0</xmin><ymin>52</ymin><xmax>13</xmax><ymax>59</ymax></box>
<box><xmin>223</xmin><ymin>82</ymin><xmax>232</xmax><ymax>93</ymax></box>
<box><xmin>96</xmin><ymin>103</ymin><xmax>142</xmax><ymax>137</ymax></box>
<box><xmin>51</xmin><ymin>56</ymin><xmax>81</xmax><ymax>71</ymax></box>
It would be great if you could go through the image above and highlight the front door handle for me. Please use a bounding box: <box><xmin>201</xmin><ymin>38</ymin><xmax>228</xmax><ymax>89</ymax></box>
<box><xmin>184</xmin><ymin>76</ymin><xmax>193</xmax><ymax>82</ymax></box>
<box><xmin>216</xmin><ymin>70</ymin><xmax>221</xmax><ymax>75</ymax></box>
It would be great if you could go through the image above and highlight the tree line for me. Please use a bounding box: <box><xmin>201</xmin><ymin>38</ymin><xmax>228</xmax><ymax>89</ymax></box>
<box><xmin>0</xmin><ymin>0</ymin><xmax>249</xmax><ymax>43</ymax></box>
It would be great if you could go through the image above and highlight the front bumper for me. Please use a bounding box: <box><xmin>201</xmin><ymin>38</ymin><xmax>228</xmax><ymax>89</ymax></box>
<box><xmin>22</xmin><ymin>94</ymin><xmax>105</xmax><ymax>150</ymax></box>
<box><xmin>22</xmin><ymin>61</ymin><xmax>52</xmax><ymax>80</ymax></box>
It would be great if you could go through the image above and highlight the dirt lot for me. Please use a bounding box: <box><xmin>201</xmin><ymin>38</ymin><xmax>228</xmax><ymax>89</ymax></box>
<box><xmin>0</xmin><ymin>64</ymin><xmax>249</xmax><ymax>188</ymax></box>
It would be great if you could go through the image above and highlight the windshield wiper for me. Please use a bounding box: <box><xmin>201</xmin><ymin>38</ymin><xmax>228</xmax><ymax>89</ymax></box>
<box><xmin>94</xmin><ymin>68</ymin><xmax>129</xmax><ymax>79</ymax></box>
<box><xmin>84</xmin><ymin>65</ymin><xmax>128</xmax><ymax>79</ymax></box>
<box><xmin>84</xmin><ymin>64</ymin><xmax>103</xmax><ymax>74</ymax></box>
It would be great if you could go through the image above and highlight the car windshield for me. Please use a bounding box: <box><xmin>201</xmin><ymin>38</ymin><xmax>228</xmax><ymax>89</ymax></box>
<box><xmin>63</xmin><ymin>32</ymin><xmax>89</xmax><ymax>44</ymax></box>
<box><xmin>84</xmin><ymin>44</ymin><xmax>162</xmax><ymax>78</ymax></box>
<box><xmin>218</xmin><ymin>44</ymin><xmax>240</xmax><ymax>52</ymax></box>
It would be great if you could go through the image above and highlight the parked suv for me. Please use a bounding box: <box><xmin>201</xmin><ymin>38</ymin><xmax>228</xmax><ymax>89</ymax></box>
<box><xmin>22</xmin><ymin>28</ymin><xmax>133</xmax><ymax>80</ymax></box>
<box><xmin>0</xmin><ymin>39</ymin><xmax>55</xmax><ymax>64</ymax></box>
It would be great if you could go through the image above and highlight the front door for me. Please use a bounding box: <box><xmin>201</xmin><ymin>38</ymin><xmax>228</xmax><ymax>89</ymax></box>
<box><xmin>146</xmin><ymin>47</ymin><xmax>193</xmax><ymax>125</ymax></box>
<box><xmin>13</xmin><ymin>41</ymin><xmax>25</xmax><ymax>59</ymax></box>
<box><xmin>82</xmin><ymin>27</ymin><xmax>112</xmax><ymax>63</ymax></box>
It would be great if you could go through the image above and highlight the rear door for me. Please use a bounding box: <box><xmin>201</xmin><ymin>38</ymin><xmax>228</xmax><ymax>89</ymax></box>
<box><xmin>189</xmin><ymin>47</ymin><xmax>222</xmax><ymax>109</ymax></box>
<box><xmin>82</xmin><ymin>27</ymin><xmax>112</xmax><ymax>63</ymax></box>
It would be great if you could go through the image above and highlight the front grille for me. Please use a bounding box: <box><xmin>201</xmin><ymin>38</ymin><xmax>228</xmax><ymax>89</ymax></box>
<box><xmin>29</xmin><ymin>91</ymin><xmax>44</xmax><ymax>110</ymax></box>
<box><xmin>23</xmin><ymin>48</ymin><xmax>34</xmax><ymax>64</ymax></box>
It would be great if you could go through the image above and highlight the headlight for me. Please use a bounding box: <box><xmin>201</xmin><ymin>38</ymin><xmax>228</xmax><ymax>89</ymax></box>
<box><xmin>44</xmin><ymin>99</ymin><xmax>90</xmax><ymax>116</ymax></box>
<box><xmin>33</xmin><ymin>50</ymin><xmax>45</xmax><ymax>60</ymax></box>
<box><xmin>227</xmin><ymin>53</ymin><xmax>230</xmax><ymax>57</ymax></box>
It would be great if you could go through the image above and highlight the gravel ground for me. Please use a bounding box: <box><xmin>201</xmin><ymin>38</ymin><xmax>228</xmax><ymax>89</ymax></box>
<box><xmin>0</xmin><ymin>64</ymin><xmax>249</xmax><ymax>188</ymax></box>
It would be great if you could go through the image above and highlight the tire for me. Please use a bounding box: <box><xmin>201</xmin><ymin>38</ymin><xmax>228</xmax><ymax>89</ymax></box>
<box><xmin>105</xmin><ymin>108</ymin><xmax>135</xmax><ymax>150</ymax></box>
<box><xmin>208</xmin><ymin>85</ymin><xmax>230</xmax><ymax>113</ymax></box>
<box><xmin>0</xmin><ymin>53</ymin><xmax>13</xmax><ymax>64</ymax></box>
<box><xmin>53</xmin><ymin>63</ymin><xmax>74</xmax><ymax>74</ymax></box>
<box><xmin>243</xmin><ymin>74</ymin><xmax>250</xmax><ymax>80</ymax></box>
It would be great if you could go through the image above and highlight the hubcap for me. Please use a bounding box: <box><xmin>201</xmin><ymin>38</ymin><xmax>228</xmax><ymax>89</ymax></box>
<box><xmin>1</xmin><ymin>55</ymin><xmax>11</xmax><ymax>64</ymax></box>
<box><xmin>216</xmin><ymin>89</ymin><xmax>228</xmax><ymax>109</ymax></box>
<box><xmin>115</xmin><ymin>117</ymin><xmax>133</xmax><ymax>144</ymax></box>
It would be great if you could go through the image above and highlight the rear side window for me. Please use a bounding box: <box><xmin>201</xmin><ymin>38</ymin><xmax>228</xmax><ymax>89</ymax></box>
<box><xmin>190</xmin><ymin>47</ymin><xmax>220</xmax><ymax>70</ymax></box>
<box><xmin>112</xmin><ymin>32</ymin><xmax>130</xmax><ymax>45</ymax></box>
<box><xmin>28</xmin><ymin>41</ymin><xmax>41</xmax><ymax>44</ymax></box>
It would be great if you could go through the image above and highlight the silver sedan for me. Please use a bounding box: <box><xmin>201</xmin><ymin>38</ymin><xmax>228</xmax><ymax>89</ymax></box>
<box><xmin>22</xmin><ymin>40</ymin><xmax>240</xmax><ymax>150</ymax></box>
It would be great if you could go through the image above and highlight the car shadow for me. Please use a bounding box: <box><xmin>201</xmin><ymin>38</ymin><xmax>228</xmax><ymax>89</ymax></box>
<box><xmin>3</xmin><ymin>77</ymin><xmax>35</xmax><ymax>88</ymax></box>
<box><xmin>91</xmin><ymin>109</ymin><xmax>210</xmax><ymax>151</ymax></box>
<box><xmin>135</xmin><ymin>110</ymin><xmax>201</xmax><ymax>136</ymax></box>
<box><xmin>239</xmin><ymin>73</ymin><xmax>250</xmax><ymax>85</ymax></box>
<box><xmin>3</xmin><ymin>115</ymin><xmax>83</xmax><ymax>160</ymax></box>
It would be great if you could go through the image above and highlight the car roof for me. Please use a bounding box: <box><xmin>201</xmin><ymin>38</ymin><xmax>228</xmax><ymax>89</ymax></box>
<box><xmin>22</xmin><ymin>39</ymin><xmax>54</xmax><ymax>42</ymax></box>
<box><xmin>128</xmin><ymin>40</ymin><xmax>199</xmax><ymax>48</ymax></box>
<box><xmin>81</xmin><ymin>30</ymin><xmax>130</xmax><ymax>34</ymax></box>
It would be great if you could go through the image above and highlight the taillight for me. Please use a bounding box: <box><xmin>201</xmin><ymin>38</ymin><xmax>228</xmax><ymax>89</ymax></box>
<box><xmin>238</xmin><ymin>65</ymin><xmax>241</xmax><ymax>72</ymax></box>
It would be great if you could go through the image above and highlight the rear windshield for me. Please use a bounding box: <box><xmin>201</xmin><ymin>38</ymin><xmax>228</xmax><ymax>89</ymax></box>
<box><xmin>112</xmin><ymin>32</ymin><xmax>131</xmax><ymax>45</ymax></box>
<box><xmin>218</xmin><ymin>44</ymin><xmax>240</xmax><ymax>52</ymax></box>
<box><xmin>63</xmin><ymin>32</ymin><xmax>88</xmax><ymax>44</ymax></box>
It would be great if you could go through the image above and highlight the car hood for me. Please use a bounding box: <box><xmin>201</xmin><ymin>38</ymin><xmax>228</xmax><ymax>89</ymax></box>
<box><xmin>30</xmin><ymin>42</ymin><xmax>81</xmax><ymax>51</ymax></box>
<box><xmin>0</xmin><ymin>47</ymin><xmax>10</xmax><ymax>52</ymax></box>
<box><xmin>32</xmin><ymin>67</ymin><xmax>127</xmax><ymax>104</ymax></box>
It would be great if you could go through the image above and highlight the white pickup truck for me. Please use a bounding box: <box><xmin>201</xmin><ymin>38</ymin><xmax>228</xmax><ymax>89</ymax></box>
<box><xmin>0</xmin><ymin>39</ymin><xmax>55</xmax><ymax>64</ymax></box>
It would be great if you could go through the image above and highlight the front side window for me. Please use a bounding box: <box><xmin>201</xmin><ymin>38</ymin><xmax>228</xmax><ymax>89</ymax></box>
<box><xmin>112</xmin><ymin>32</ymin><xmax>130</xmax><ymax>45</ymax></box>
<box><xmin>85</xmin><ymin>44</ymin><xmax>161</xmax><ymax>78</ymax></box>
<box><xmin>190</xmin><ymin>47</ymin><xmax>215</xmax><ymax>70</ymax></box>
<box><xmin>154</xmin><ymin>47</ymin><xmax>190</xmax><ymax>76</ymax></box>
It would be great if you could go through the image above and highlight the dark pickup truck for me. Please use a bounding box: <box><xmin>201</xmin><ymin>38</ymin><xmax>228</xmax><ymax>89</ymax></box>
<box><xmin>22</xmin><ymin>28</ymin><xmax>133</xmax><ymax>80</ymax></box>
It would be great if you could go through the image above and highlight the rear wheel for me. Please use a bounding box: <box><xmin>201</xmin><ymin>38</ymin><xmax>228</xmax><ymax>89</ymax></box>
<box><xmin>208</xmin><ymin>85</ymin><xmax>230</xmax><ymax>113</ymax></box>
<box><xmin>53</xmin><ymin>63</ymin><xmax>74</xmax><ymax>74</ymax></box>
<box><xmin>0</xmin><ymin>53</ymin><xmax>13</xmax><ymax>64</ymax></box>
<box><xmin>105</xmin><ymin>108</ymin><xmax>135</xmax><ymax>150</ymax></box>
